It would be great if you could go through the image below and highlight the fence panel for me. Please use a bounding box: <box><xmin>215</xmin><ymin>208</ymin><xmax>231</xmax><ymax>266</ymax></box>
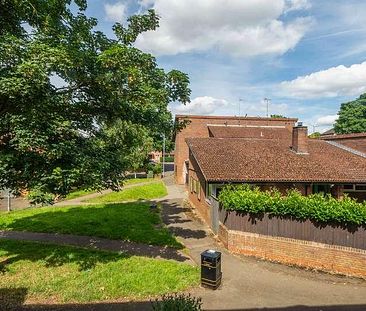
<box><xmin>219</xmin><ymin>209</ymin><xmax>366</xmax><ymax>250</ymax></box>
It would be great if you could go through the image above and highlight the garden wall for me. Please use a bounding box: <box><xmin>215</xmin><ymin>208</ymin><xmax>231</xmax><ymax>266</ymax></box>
<box><xmin>218</xmin><ymin>209</ymin><xmax>366</xmax><ymax>278</ymax></box>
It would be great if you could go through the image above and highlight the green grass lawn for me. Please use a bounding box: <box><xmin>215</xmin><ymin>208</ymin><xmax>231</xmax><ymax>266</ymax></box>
<box><xmin>63</xmin><ymin>178</ymin><xmax>155</xmax><ymax>201</ymax></box>
<box><xmin>0</xmin><ymin>239</ymin><xmax>199</xmax><ymax>304</ymax></box>
<box><xmin>64</xmin><ymin>189</ymin><xmax>96</xmax><ymax>200</ymax></box>
<box><xmin>124</xmin><ymin>177</ymin><xmax>155</xmax><ymax>185</ymax></box>
<box><xmin>0</xmin><ymin>202</ymin><xmax>181</xmax><ymax>248</ymax></box>
<box><xmin>86</xmin><ymin>181</ymin><xmax>167</xmax><ymax>204</ymax></box>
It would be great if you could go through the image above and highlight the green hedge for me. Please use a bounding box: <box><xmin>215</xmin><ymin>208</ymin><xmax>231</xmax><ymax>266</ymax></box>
<box><xmin>218</xmin><ymin>185</ymin><xmax>366</xmax><ymax>226</ymax></box>
<box><xmin>160</xmin><ymin>156</ymin><xmax>174</xmax><ymax>162</ymax></box>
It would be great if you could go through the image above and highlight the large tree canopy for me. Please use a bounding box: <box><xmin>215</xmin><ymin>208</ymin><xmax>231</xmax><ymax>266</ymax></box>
<box><xmin>334</xmin><ymin>94</ymin><xmax>366</xmax><ymax>134</ymax></box>
<box><xmin>0</xmin><ymin>0</ymin><xmax>190</xmax><ymax>198</ymax></box>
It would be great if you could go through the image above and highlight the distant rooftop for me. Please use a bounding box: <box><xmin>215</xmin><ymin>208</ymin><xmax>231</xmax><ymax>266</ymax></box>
<box><xmin>175</xmin><ymin>114</ymin><xmax>298</xmax><ymax>122</ymax></box>
<box><xmin>208</xmin><ymin>125</ymin><xmax>292</xmax><ymax>140</ymax></box>
<box><xmin>320</xmin><ymin>132</ymin><xmax>366</xmax><ymax>140</ymax></box>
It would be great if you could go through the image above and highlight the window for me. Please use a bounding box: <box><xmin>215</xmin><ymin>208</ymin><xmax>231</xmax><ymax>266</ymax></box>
<box><xmin>355</xmin><ymin>185</ymin><xmax>366</xmax><ymax>191</ymax></box>
<box><xmin>343</xmin><ymin>184</ymin><xmax>354</xmax><ymax>191</ymax></box>
<box><xmin>343</xmin><ymin>184</ymin><xmax>366</xmax><ymax>192</ymax></box>
<box><xmin>197</xmin><ymin>182</ymin><xmax>201</xmax><ymax>201</ymax></box>
<box><xmin>312</xmin><ymin>184</ymin><xmax>331</xmax><ymax>194</ymax></box>
<box><xmin>189</xmin><ymin>177</ymin><xmax>193</xmax><ymax>193</ymax></box>
<box><xmin>206</xmin><ymin>183</ymin><xmax>213</xmax><ymax>198</ymax></box>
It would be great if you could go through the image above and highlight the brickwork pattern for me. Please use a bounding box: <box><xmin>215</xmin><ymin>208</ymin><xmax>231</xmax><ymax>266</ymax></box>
<box><xmin>220</xmin><ymin>223</ymin><xmax>366</xmax><ymax>278</ymax></box>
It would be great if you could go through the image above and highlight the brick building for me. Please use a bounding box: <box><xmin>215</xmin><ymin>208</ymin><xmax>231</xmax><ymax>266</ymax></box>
<box><xmin>186</xmin><ymin>124</ymin><xmax>366</xmax><ymax>225</ymax></box>
<box><xmin>176</xmin><ymin>117</ymin><xmax>366</xmax><ymax>278</ymax></box>
<box><xmin>174</xmin><ymin>115</ymin><xmax>297</xmax><ymax>185</ymax></box>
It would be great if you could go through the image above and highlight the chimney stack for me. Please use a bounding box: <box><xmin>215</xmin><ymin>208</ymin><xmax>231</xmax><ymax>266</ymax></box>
<box><xmin>292</xmin><ymin>122</ymin><xmax>308</xmax><ymax>154</ymax></box>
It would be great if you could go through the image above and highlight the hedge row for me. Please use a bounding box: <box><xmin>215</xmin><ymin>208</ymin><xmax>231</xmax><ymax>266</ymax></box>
<box><xmin>218</xmin><ymin>185</ymin><xmax>366</xmax><ymax>226</ymax></box>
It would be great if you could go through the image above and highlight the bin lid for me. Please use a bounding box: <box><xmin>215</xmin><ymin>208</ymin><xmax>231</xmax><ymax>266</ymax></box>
<box><xmin>201</xmin><ymin>249</ymin><xmax>221</xmax><ymax>259</ymax></box>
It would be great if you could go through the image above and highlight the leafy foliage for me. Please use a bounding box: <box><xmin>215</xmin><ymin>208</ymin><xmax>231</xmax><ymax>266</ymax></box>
<box><xmin>0</xmin><ymin>1</ymin><xmax>190</xmax><ymax>199</ymax></box>
<box><xmin>27</xmin><ymin>187</ymin><xmax>55</xmax><ymax>206</ymax></box>
<box><xmin>152</xmin><ymin>293</ymin><xmax>202</xmax><ymax>311</ymax></box>
<box><xmin>308</xmin><ymin>132</ymin><xmax>321</xmax><ymax>139</ymax></box>
<box><xmin>218</xmin><ymin>185</ymin><xmax>366</xmax><ymax>226</ymax></box>
<box><xmin>334</xmin><ymin>94</ymin><xmax>366</xmax><ymax>134</ymax></box>
<box><xmin>160</xmin><ymin>156</ymin><xmax>174</xmax><ymax>162</ymax></box>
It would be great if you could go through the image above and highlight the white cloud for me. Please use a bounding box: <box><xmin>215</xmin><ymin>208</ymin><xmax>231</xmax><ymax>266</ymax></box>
<box><xmin>316</xmin><ymin>115</ymin><xmax>338</xmax><ymax>126</ymax></box>
<box><xmin>171</xmin><ymin>96</ymin><xmax>229</xmax><ymax>115</ymax></box>
<box><xmin>138</xmin><ymin>0</ymin><xmax>155</xmax><ymax>8</ymax></box>
<box><xmin>285</xmin><ymin>0</ymin><xmax>311</xmax><ymax>13</ymax></box>
<box><xmin>104</xmin><ymin>2</ymin><xmax>127</xmax><ymax>23</ymax></box>
<box><xmin>135</xmin><ymin>0</ymin><xmax>312</xmax><ymax>57</ymax></box>
<box><xmin>281</xmin><ymin>62</ymin><xmax>366</xmax><ymax>98</ymax></box>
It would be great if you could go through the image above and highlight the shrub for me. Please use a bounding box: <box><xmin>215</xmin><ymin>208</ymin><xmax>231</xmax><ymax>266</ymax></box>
<box><xmin>151</xmin><ymin>293</ymin><xmax>202</xmax><ymax>311</ymax></box>
<box><xmin>160</xmin><ymin>156</ymin><xmax>174</xmax><ymax>162</ymax></box>
<box><xmin>146</xmin><ymin>163</ymin><xmax>162</xmax><ymax>175</ymax></box>
<box><xmin>27</xmin><ymin>187</ymin><xmax>55</xmax><ymax>206</ymax></box>
<box><xmin>218</xmin><ymin>185</ymin><xmax>366</xmax><ymax>226</ymax></box>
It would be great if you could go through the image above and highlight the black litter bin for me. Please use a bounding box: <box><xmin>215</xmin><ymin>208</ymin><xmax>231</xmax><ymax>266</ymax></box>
<box><xmin>201</xmin><ymin>249</ymin><xmax>222</xmax><ymax>289</ymax></box>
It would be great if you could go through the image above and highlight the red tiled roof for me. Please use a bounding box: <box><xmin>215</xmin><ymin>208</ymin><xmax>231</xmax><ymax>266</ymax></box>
<box><xmin>208</xmin><ymin>126</ymin><xmax>292</xmax><ymax>140</ymax></box>
<box><xmin>186</xmin><ymin>138</ymin><xmax>366</xmax><ymax>183</ymax></box>
<box><xmin>320</xmin><ymin>133</ymin><xmax>366</xmax><ymax>140</ymax></box>
<box><xmin>319</xmin><ymin>133</ymin><xmax>366</xmax><ymax>154</ymax></box>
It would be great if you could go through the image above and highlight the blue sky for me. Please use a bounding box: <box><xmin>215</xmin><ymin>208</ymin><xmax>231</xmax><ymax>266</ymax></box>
<box><xmin>83</xmin><ymin>0</ymin><xmax>366</xmax><ymax>133</ymax></box>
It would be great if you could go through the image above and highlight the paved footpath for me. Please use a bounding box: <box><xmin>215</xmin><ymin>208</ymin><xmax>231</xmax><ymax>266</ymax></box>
<box><xmin>1</xmin><ymin>177</ymin><xmax>366</xmax><ymax>311</ymax></box>
<box><xmin>158</xmin><ymin>177</ymin><xmax>366</xmax><ymax>311</ymax></box>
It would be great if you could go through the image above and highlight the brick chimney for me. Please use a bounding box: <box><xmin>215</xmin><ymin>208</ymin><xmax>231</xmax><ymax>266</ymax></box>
<box><xmin>292</xmin><ymin>123</ymin><xmax>308</xmax><ymax>154</ymax></box>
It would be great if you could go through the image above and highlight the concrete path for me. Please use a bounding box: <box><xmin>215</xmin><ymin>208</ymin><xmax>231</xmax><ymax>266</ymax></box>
<box><xmin>159</xmin><ymin>177</ymin><xmax>366</xmax><ymax>311</ymax></box>
<box><xmin>0</xmin><ymin>230</ymin><xmax>191</xmax><ymax>263</ymax></box>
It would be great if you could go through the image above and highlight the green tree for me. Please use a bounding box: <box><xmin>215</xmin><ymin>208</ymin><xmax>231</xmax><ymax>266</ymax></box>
<box><xmin>334</xmin><ymin>94</ymin><xmax>366</xmax><ymax>134</ymax></box>
<box><xmin>0</xmin><ymin>0</ymin><xmax>190</xmax><ymax>199</ymax></box>
<box><xmin>308</xmin><ymin>132</ymin><xmax>321</xmax><ymax>139</ymax></box>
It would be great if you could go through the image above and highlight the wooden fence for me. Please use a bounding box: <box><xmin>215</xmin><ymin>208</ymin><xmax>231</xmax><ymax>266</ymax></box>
<box><xmin>219</xmin><ymin>208</ymin><xmax>366</xmax><ymax>250</ymax></box>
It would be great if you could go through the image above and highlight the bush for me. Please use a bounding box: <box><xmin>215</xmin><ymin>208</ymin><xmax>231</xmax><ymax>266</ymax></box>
<box><xmin>160</xmin><ymin>156</ymin><xmax>174</xmax><ymax>162</ymax></box>
<box><xmin>218</xmin><ymin>185</ymin><xmax>366</xmax><ymax>226</ymax></box>
<box><xmin>146</xmin><ymin>162</ymin><xmax>162</xmax><ymax>175</ymax></box>
<box><xmin>27</xmin><ymin>188</ymin><xmax>55</xmax><ymax>206</ymax></box>
<box><xmin>151</xmin><ymin>293</ymin><xmax>202</xmax><ymax>311</ymax></box>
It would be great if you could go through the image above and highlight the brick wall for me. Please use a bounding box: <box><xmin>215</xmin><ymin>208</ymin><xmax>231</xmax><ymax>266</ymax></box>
<box><xmin>174</xmin><ymin>115</ymin><xmax>297</xmax><ymax>184</ymax></box>
<box><xmin>187</xmin><ymin>151</ymin><xmax>211</xmax><ymax>224</ymax></box>
<box><xmin>220</xmin><ymin>223</ymin><xmax>366</xmax><ymax>278</ymax></box>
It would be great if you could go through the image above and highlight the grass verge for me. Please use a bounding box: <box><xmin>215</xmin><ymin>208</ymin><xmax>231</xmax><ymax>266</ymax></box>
<box><xmin>64</xmin><ymin>189</ymin><xmax>96</xmax><ymax>200</ymax></box>
<box><xmin>124</xmin><ymin>178</ymin><xmax>155</xmax><ymax>185</ymax></box>
<box><xmin>86</xmin><ymin>182</ymin><xmax>167</xmax><ymax>204</ymax></box>
<box><xmin>0</xmin><ymin>239</ymin><xmax>199</xmax><ymax>304</ymax></box>
<box><xmin>0</xmin><ymin>202</ymin><xmax>181</xmax><ymax>248</ymax></box>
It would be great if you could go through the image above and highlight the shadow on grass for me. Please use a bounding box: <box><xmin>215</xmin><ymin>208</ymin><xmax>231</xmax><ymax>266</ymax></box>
<box><xmin>1</xmin><ymin>287</ymin><xmax>366</xmax><ymax>311</ymax></box>
<box><xmin>0</xmin><ymin>287</ymin><xmax>152</xmax><ymax>311</ymax></box>
<box><xmin>0</xmin><ymin>239</ymin><xmax>126</xmax><ymax>272</ymax></box>
<box><xmin>0</xmin><ymin>202</ymin><xmax>181</xmax><ymax>249</ymax></box>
